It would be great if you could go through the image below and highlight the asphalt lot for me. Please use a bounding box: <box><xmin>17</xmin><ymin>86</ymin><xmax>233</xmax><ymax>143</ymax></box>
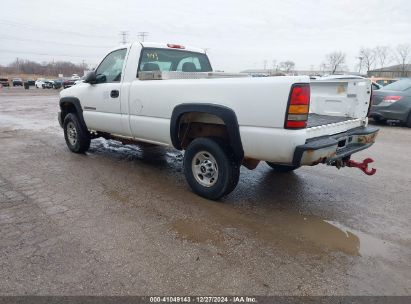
<box><xmin>0</xmin><ymin>87</ymin><xmax>410</xmax><ymax>296</ymax></box>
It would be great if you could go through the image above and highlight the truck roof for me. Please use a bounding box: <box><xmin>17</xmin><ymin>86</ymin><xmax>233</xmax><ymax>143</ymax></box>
<box><xmin>139</xmin><ymin>42</ymin><xmax>206</xmax><ymax>54</ymax></box>
<box><xmin>107</xmin><ymin>42</ymin><xmax>206</xmax><ymax>56</ymax></box>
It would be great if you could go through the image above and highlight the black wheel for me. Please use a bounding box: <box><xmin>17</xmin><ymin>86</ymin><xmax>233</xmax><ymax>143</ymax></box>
<box><xmin>63</xmin><ymin>113</ymin><xmax>90</xmax><ymax>153</ymax></box>
<box><xmin>266</xmin><ymin>162</ymin><xmax>299</xmax><ymax>172</ymax></box>
<box><xmin>184</xmin><ymin>137</ymin><xmax>240</xmax><ymax>200</ymax></box>
<box><xmin>373</xmin><ymin>116</ymin><xmax>386</xmax><ymax>125</ymax></box>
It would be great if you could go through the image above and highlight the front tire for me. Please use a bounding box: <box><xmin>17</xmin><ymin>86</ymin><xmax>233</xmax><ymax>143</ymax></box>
<box><xmin>63</xmin><ymin>113</ymin><xmax>90</xmax><ymax>153</ymax></box>
<box><xmin>266</xmin><ymin>162</ymin><xmax>299</xmax><ymax>172</ymax></box>
<box><xmin>184</xmin><ymin>138</ymin><xmax>240</xmax><ymax>200</ymax></box>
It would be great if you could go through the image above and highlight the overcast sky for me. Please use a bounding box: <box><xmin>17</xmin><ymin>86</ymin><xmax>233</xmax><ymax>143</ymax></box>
<box><xmin>1</xmin><ymin>0</ymin><xmax>410</xmax><ymax>72</ymax></box>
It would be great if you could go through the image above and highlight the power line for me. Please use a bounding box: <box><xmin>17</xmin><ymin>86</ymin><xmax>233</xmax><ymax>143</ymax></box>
<box><xmin>0</xmin><ymin>49</ymin><xmax>99</xmax><ymax>59</ymax></box>
<box><xmin>0</xmin><ymin>35</ymin><xmax>111</xmax><ymax>49</ymax></box>
<box><xmin>138</xmin><ymin>32</ymin><xmax>149</xmax><ymax>42</ymax></box>
<box><xmin>0</xmin><ymin>19</ymin><xmax>117</xmax><ymax>40</ymax></box>
<box><xmin>119</xmin><ymin>31</ymin><xmax>129</xmax><ymax>44</ymax></box>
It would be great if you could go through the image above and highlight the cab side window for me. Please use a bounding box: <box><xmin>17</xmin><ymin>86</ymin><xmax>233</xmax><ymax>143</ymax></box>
<box><xmin>95</xmin><ymin>49</ymin><xmax>127</xmax><ymax>83</ymax></box>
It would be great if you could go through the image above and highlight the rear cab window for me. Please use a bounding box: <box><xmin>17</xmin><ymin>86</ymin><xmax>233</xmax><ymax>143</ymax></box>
<box><xmin>138</xmin><ymin>48</ymin><xmax>212</xmax><ymax>75</ymax></box>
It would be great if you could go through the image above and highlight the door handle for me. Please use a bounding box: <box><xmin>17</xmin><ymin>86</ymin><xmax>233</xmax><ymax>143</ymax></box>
<box><xmin>110</xmin><ymin>90</ymin><xmax>119</xmax><ymax>98</ymax></box>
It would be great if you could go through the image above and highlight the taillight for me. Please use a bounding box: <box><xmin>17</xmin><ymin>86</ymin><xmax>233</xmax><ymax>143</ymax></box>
<box><xmin>167</xmin><ymin>44</ymin><xmax>185</xmax><ymax>49</ymax></box>
<box><xmin>383</xmin><ymin>96</ymin><xmax>402</xmax><ymax>103</ymax></box>
<box><xmin>284</xmin><ymin>84</ymin><xmax>310</xmax><ymax>129</ymax></box>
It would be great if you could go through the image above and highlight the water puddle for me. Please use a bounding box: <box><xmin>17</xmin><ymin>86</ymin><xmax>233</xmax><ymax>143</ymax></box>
<box><xmin>93</xmin><ymin>138</ymin><xmax>393</xmax><ymax>258</ymax></box>
<box><xmin>325</xmin><ymin>220</ymin><xmax>391</xmax><ymax>257</ymax></box>
<box><xmin>0</xmin><ymin>113</ymin><xmax>54</xmax><ymax>130</ymax></box>
<box><xmin>169</xmin><ymin>204</ymin><xmax>392</xmax><ymax>257</ymax></box>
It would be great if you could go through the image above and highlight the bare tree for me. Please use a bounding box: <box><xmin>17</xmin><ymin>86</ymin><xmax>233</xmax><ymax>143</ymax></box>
<box><xmin>395</xmin><ymin>44</ymin><xmax>411</xmax><ymax>76</ymax></box>
<box><xmin>4</xmin><ymin>59</ymin><xmax>85</xmax><ymax>77</ymax></box>
<box><xmin>279</xmin><ymin>61</ymin><xmax>295</xmax><ymax>73</ymax></box>
<box><xmin>324</xmin><ymin>51</ymin><xmax>346</xmax><ymax>74</ymax></box>
<box><xmin>359</xmin><ymin>48</ymin><xmax>375</xmax><ymax>72</ymax></box>
<box><xmin>374</xmin><ymin>46</ymin><xmax>390</xmax><ymax>69</ymax></box>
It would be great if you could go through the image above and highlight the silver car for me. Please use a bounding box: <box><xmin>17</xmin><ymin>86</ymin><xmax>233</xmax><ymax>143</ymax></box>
<box><xmin>370</xmin><ymin>78</ymin><xmax>411</xmax><ymax>127</ymax></box>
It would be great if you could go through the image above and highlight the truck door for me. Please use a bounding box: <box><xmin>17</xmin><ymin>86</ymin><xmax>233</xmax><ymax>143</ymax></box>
<box><xmin>81</xmin><ymin>48</ymin><xmax>127</xmax><ymax>134</ymax></box>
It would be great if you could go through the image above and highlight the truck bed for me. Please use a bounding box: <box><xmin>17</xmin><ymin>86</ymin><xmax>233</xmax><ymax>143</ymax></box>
<box><xmin>307</xmin><ymin>114</ymin><xmax>353</xmax><ymax>128</ymax></box>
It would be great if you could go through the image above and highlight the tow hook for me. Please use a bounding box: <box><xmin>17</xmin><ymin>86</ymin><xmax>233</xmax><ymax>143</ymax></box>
<box><xmin>346</xmin><ymin>158</ymin><xmax>377</xmax><ymax>176</ymax></box>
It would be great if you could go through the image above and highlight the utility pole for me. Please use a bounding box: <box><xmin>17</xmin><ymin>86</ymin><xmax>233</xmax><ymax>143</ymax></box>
<box><xmin>138</xmin><ymin>32</ymin><xmax>149</xmax><ymax>42</ymax></box>
<box><xmin>357</xmin><ymin>56</ymin><xmax>364</xmax><ymax>73</ymax></box>
<box><xmin>272</xmin><ymin>60</ymin><xmax>277</xmax><ymax>72</ymax></box>
<box><xmin>119</xmin><ymin>31</ymin><xmax>129</xmax><ymax>44</ymax></box>
<box><xmin>263</xmin><ymin>60</ymin><xmax>267</xmax><ymax>71</ymax></box>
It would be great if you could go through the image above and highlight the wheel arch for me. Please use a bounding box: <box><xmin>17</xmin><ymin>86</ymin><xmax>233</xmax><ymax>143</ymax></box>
<box><xmin>170</xmin><ymin>103</ymin><xmax>244</xmax><ymax>161</ymax></box>
<box><xmin>59</xmin><ymin>97</ymin><xmax>87</xmax><ymax>128</ymax></box>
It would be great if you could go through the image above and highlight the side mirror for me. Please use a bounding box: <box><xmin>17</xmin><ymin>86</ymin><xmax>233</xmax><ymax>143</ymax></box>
<box><xmin>96</xmin><ymin>74</ymin><xmax>106</xmax><ymax>84</ymax></box>
<box><xmin>84</xmin><ymin>71</ymin><xmax>96</xmax><ymax>84</ymax></box>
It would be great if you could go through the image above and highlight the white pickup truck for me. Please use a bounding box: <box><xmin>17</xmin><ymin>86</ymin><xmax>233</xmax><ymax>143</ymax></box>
<box><xmin>58</xmin><ymin>42</ymin><xmax>379</xmax><ymax>200</ymax></box>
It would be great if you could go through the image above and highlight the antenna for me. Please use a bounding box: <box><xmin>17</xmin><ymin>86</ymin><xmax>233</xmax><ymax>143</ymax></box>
<box><xmin>138</xmin><ymin>32</ymin><xmax>149</xmax><ymax>42</ymax></box>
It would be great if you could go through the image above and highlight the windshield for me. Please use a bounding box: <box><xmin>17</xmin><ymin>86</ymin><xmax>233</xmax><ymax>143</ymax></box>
<box><xmin>138</xmin><ymin>48</ymin><xmax>212</xmax><ymax>74</ymax></box>
<box><xmin>382</xmin><ymin>78</ymin><xmax>411</xmax><ymax>91</ymax></box>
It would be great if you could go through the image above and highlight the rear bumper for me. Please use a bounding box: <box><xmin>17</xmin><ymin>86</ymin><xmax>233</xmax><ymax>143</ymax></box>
<box><xmin>292</xmin><ymin>126</ymin><xmax>379</xmax><ymax>166</ymax></box>
<box><xmin>370</xmin><ymin>103</ymin><xmax>410</xmax><ymax>122</ymax></box>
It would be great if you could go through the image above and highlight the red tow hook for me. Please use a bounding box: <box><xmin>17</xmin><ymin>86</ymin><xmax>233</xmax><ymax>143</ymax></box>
<box><xmin>346</xmin><ymin>158</ymin><xmax>377</xmax><ymax>176</ymax></box>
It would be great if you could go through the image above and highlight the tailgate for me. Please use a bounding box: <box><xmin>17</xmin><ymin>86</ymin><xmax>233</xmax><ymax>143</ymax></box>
<box><xmin>307</xmin><ymin>79</ymin><xmax>371</xmax><ymax>138</ymax></box>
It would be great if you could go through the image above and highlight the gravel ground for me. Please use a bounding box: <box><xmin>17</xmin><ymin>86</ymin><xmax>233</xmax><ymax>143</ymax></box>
<box><xmin>0</xmin><ymin>87</ymin><xmax>410</xmax><ymax>295</ymax></box>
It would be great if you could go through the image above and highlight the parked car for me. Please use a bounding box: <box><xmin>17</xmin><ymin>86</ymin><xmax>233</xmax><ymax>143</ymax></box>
<box><xmin>63</xmin><ymin>79</ymin><xmax>75</xmax><ymax>89</ymax></box>
<box><xmin>370</xmin><ymin>78</ymin><xmax>411</xmax><ymax>127</ymax></box>
<box><xmin>57</xmin><ymin>42</ymin><xmax>378</xmax><ymax>200</ymax></box>
<box><xmin>35</xmin><ymin>78</ymin><xmax>46</xmax><ymax>88</ymax></box>
<box><xmin>0</xmin><ymin>78</ymin><xmax>10</xmax><ymax>87</ymax></box>
<box><xmin>43</xmin><ymin>80</ymin><xmax>54</xmax><ymax>89</ymax></box>
<box><xmin>317</xmin><ymin>74</ymin><xmax>364</xmax><ymax>80</ymax></box>
<box><xmin>74</xmin><ymin>79</ymin><xmax>84</xmax><ymax>85</ymax></box>
<box><xmin>12</xmin><ymin>78</ymin><xmax>23</xmax><ymax>86</ymax></box>
<box><xmin>369</xmin><ymin>77</ymin><xmax>397</xmax><ymax>87</ymax></box>
<box><xmin>27</xmin><ymin>79</ymin><xmax>35</xmax><ymax>86</ymax></box>
<box><xmin>371</xmin><ymin>82</ymin><xmax>383</xmax><ymax>90</ymax></box>
<box><xmin>53</xmin><ymin>79</ymin><xmax>63</xmax><ymax>89</ymax></box>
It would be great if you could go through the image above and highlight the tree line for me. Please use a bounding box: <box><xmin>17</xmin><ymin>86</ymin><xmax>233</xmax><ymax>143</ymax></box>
<box><xmin>323</xmin><ymin>44</ymin><xmax>411</xmax><ymax>75</ymax></box>
<box><xmin>0</xmin><ymin>58</ymin><xmax>87</xmax><ymax>77</ymax></box>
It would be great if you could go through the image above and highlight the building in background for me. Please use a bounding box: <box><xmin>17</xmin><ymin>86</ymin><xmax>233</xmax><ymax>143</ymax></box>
<box><xmin>368</xmin><ymin>64</ymin><xmax>411</xmax><ymax>78</ymax></box>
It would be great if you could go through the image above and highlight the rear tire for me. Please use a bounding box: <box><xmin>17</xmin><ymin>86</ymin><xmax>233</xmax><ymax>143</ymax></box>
<box><xmin>184</xmin><ymin>137</ymin><xmax>240</xmax><ymax>200</ymax></box>
<box><xmin>63</xmin><ymin>113</ymin><xmax>90</xmax><ymax>153</ymax></box>
<box><xmin>266</xmin><ymin>162</ymin><xmax>299</xmax><ymax>172</ymax></box>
